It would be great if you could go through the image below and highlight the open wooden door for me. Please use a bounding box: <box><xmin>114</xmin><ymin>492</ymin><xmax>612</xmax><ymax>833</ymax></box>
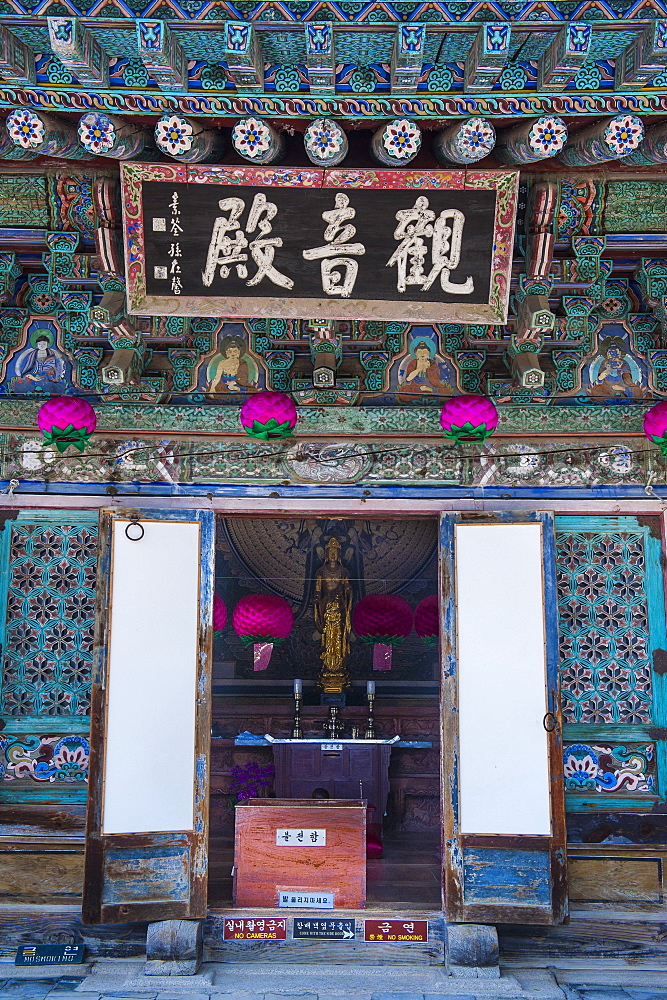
<box><xmin>441</xmin><ymin>511</ymin><xmax>567</xmax><ymax>925</ymax></box>
<box><xmin>83</xmin><ymin>508</ymin><xmax>214</xmax><ymax>924</ymax></box>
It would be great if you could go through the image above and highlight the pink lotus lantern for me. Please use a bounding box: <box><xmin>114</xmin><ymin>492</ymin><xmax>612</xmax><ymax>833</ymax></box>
<box><xmin>37</xmin><ymin>396</ymin><xmax>96</xmax><ymax>454</ymax></box>
<box><xmin>414</xmin><ymin>594</ymin><xmax>439</xmax><ymax>646</ymax></box>
<box><xmin>644</xmin><ymin>402</ymin><xmax>667</xmax><ymax>457</ymax></box>
<box><xmin>232</xmin><ymin>593</ymin><xmax>294</xmax><ymax>671</ymax></box>
<box><xmin>213</xmin><ymin>595</ymin><xmax>227</xmax><ymax>635</ymax></box>
<box><xmin>352</xmin><ymin>594</ymin><xmax>414</xmax><ymax>671</ymax></box>
<box><xmin>240</xmin><ymin>390</ymin><xmax>298</xmax><ymax>441</ymax></box>
<box><xmin>440</xmin><ymin>394</ymin><xmax>498</xmax><ymax>443</ymax></box>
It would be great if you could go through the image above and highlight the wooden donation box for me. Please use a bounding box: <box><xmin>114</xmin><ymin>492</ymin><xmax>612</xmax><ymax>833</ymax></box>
<box><xmin>233</xmin><ymin>799</ymin><xmax>366</xmax><ymax>909</ymax></box>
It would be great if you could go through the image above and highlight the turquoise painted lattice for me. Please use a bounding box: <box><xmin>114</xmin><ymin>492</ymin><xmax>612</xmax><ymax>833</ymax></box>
<box><xmin>0</xmin><ymin>522</ymin><xmax>97</xmax><ymax>717</ymax></box>
<box><xmin>556</xmin><ymin>528</ymin><xmax>652</xmax><ymax>725</ymax></box>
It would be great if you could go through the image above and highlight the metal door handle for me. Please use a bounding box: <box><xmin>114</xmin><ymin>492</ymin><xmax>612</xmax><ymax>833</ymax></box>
<box><xmin>543</xmin><ymin>712</ymin><xmax>558</xmax><ymax>732</ymax></box>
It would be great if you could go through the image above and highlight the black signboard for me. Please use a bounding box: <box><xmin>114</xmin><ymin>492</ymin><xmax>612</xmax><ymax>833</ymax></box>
<box><xmin>123</xmin><ymin>164</ymin><xmax>518</xmax><ymax>324</ymax></box>
<box><xmin>15</xmin><ymin>945</ymin><xmax>85</xmax><ymax>966</ymax></box>
<box><xmin>292</xmin><ymin>917</ymin><xmax>356</xmax><ymax>940</ymax></box>
<box><xmin>143</xmin><ymin>182</ymin><xmax>495</xmax><ymax>303</ymax></box>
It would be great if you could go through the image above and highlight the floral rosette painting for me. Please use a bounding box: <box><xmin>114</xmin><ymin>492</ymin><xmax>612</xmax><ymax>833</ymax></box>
<box><xmin>7</xmin><ymin>109</ymin><xmax>45</xmax><ymax>149</ymax></box>
<box><xmin>78</xmin><ymin>113</ymin><xmax>116</xmax><ymax>155</ymax></box>
<box><xmin>232</xmin><ymin>118</ymin><xmax>273</xmax><ymax>159</ymax></box>
<box><xmin>155</xmin><ymin>115</ymin><xmax>194</xmax><ymax>156</ymax></box>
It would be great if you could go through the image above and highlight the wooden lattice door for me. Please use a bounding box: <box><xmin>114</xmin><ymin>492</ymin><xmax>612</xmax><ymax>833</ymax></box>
<box><xmin>83</xmin><ymin>507</ymin><xmax>214</xmax><ymax>924</ymax></box>
<box><xmin>440</xmin><ymin>511</ymin><xmax>567</xmax><ymax>925</ymax></box>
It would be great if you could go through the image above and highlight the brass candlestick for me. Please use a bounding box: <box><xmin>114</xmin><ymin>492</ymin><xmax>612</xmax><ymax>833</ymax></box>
<box><xmin>324</xmin><ymin>705</ymin><xmax>343</xmax><ymax>739</ymax></box>
<box><xmin>365</xmin><ymin>692</ymin><xmax>375</xmax><ymax>739</ymax></box>
<box><xmin>292</xmin><ymin>679</ymin><xmax>303</xmax><ymax>739</ymax></box>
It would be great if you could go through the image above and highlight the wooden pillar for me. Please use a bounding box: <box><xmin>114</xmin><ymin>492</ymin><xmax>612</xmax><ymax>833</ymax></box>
<box><xmin>495</xmin><ymin>115</ymin><xmax>567</xmax><ymax>165</ymax></box>
<box><xmin>615</xmin><ymin>19</ymin><xmax>667</xmax><ymax>90</ymax></box>
<box><xmin>371</xmin><ymin>119</ymin><xmax>421</xmax><ymax>166</ymax></box>
<box><xmin>48</xmin><ymin>17</ymin><xmax>108</xmax><ymax>87</ymax></box>
<box><xmin>5</xmin><ymin>108</ymin><xmax>88</xmax><ymax>159</ymax></box>
<box><xmin>464</xmin><ymin>22</ymin><xmax>511</xmax><ymax>91</ymax></box>
<box><xmin>536</xmin><ymin>21</ymin><xmax>591</xmax><ymax>90</ymax></box>
<box><xmin>0</xmin><ymin>118</ymin><xmax>38</xmax><ymax>160</ymax></box>
<box><xmin>0</xmin><ymin>24</ymin><xmax>35</xmax><ymax>85</ymax></box>
<box><xmin>433</xmin><ymin>118</ymin><xmax>495</xmax><ymax>165</ymax></box>
<box><xmin>145</xmin><ymin>919</ymin><xmax>203</xmax><ymax>976</ymax></box>
<box><xmin>625</xmin><ymin>121</ymin><xmax>667</xmax><ymax>165</ymax></box>
<box><xmin>304</xmin><ymin>119</ymin><xmax>347</xmax><ymax>166</ymax></box>
<box><xmin>154</xmin><ymin>114</ymin><xmax>224</xmax><ymax>163</ymax></box>
<box><xmin>232</xmin><ymin>118</ymin><xmax>285</xmax><ymax>164</ymax></box>
<box><xmin>136</xmin><ymin>19</ymin><xmax>186</xmax><ymax>91</ymax></box>
<box><xmin>223</xmin><ymin>21</ymin><xmax>264</xmax><ymax>91</ymax></box>
<box><xmin>78</xmin><ymin>112</ymin><xmax>155</xmax><ymax>160</ymax></box>
<box><xmin>446</xmin><ymin>923</ymin><xmax>499</xmax><ymax>978</ymax></box>
<box><xmin>557</xmin><ymin>114</ymin><xmax>644</xmax><ymax>165</ymax></box>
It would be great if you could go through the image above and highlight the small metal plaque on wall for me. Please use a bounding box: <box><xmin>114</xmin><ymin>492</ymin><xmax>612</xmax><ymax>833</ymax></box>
<box><xmin>364</xmin><ymin>919</ymin><xmax>429</xmax><ymax>942</ymax></box>
<box><xmin>122</xmin><ymin>164</ymin><xmax>518</xmax><ymax>324</ymax></box>
<box><xmin>293</xmin><ymin>918</ymin><xmax>355</xmax><ymax>939</ymax></box>
<box><xmin>15</xmin><ymin>945</ymin><xmax>85</xmax><ymax>966</ymax></box>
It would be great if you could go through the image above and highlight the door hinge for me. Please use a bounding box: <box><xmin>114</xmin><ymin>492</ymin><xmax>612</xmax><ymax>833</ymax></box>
<box><xmin>653</xmin><ymin>649</ymin><xmax>667</xmax><ymax>676</ymax></box>
<box><xmin>649</xmin><ymin>726</ymin><xmax>667</xmax><ymax>740</ymax></box>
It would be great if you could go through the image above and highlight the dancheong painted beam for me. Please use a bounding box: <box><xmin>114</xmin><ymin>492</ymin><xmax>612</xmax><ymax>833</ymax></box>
<box><xmin>0</xmin><ymin>14</ymin><xmax>667</xmax><ymax>113</ymax></box>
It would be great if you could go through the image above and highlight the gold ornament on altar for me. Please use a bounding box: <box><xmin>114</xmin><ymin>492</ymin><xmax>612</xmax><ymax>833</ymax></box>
<box><xmin>314</xmin><ymin>537</ymin><xmax>352</xmax><ymax>692</ymax></box>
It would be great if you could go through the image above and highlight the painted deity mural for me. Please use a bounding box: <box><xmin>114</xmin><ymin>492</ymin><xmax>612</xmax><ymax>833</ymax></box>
<box><xmin>0</xmin><ymin>312</ymin><xmax>666</xmax><ymax>407</ymax></box>
<box><xmin>584</xmin><ymin>334</ymin><xmax>648</xmax><ymax>402</ymax></box>
<box><xmin>197</xmin><ymin>330</ymin><xmax>261</xmax><ymax>397</ymax></box>
<box><xmin>392</xmin><ymin>329</ymin><xmax>456</xmax><ymax>402</ymax></box>
<box><xmin>4</xmin><ymin>325</ymin><xmax>72</xmax><ymax>395</ymax></box>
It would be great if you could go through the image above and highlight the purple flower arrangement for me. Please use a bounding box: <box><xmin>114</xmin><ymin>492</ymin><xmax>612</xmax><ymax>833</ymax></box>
<box><xmin>229</xmin><ymin>761</ymin><xmax>275</xmax><ymax>804</ymax></box>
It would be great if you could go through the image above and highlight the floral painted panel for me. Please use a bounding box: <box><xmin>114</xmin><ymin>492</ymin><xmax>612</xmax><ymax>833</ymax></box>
<box><xmin>0</xmin><ymin>733</ymin><xmax>89</xmax><ymax>783</ymax></box>
<box><xmin>1</xmin><ymin>523</ymin><xmax>97</xmax><ymax>716</ymax></box>
<box><xmin>557</xmin><ymin>530</ymin><xmax>652</xmax><ymax>724</ymax></box>
<box><xmin>564</xmin><ymin>742</ymin><xmax>655</xmax><ymax>794</ymax></box>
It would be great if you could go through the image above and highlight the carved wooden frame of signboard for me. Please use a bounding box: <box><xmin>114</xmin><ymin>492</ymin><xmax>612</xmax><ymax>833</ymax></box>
<box><xmin>122</xmin><ymin>164</ymin><xmax>518</xmax><ymax>325</ymax></box>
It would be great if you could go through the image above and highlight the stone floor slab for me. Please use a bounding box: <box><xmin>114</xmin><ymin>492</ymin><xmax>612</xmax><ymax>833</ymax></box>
<box><xmin>45</xmin><ymin>994</ymin><xmax>99</xmax><ymax>1000</ymax></box>
<box><xmin>579</xmin><ymin>992</ymin><xmax>630</xmax><ymax>1000</ymax></box>
<box><xmin>1</xmin><ymin>973</ymin><xmax>91</xmax><ymax>983</ymax></box>
<box><xmin>155</xmin><ymin>993</ymin><xmax>212</xmax><ymax>1000</ymax></box>
<box><xmin>510</xmin><ymin>971</ymin><xmax>564</xmax><ymax>1000</ymax></box>
<box><xmin>555</xmin><ymin>977</ymin><xmax>667</xmax><ymax>991</ymax></box>
<box><xmin>625</xmin><ymin>994</ymin><xmax>667</xmax><ymax>1000</ymax></box>
<box><xmin>371</xmin><ymin>993</ymin><xmax>426</xmax><ymax>1000</ymax></box>
<box><xmin>96</xmin><ymin>995</ymin><xmax>157</xmax><ymax>1000</ymax></box>
<box><xmin>309</xmin><ymin>993</ymin><xmax>372</xmax><ymax>1000</ymax></box>
<box><xmin>421</xmin><ymin>996</ymin><xmax>478</xmax><ymax>1000</ymax></box>
<box><xmin>123</xmin><ymin>974</ymin><xmax>213</xmax><ymax>993</ymax></box>
<box><xmin>0</xmin><ymin>982</ymin><xmax>63</xmax><ymax>998</ymax></box>
<box><xmin>263</xmin><ymin>993</ymin><xmax>319</xmax><ymax>999</ymax></box>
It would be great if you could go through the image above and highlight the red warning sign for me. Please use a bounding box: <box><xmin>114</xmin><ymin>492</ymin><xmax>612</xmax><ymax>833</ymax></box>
<box><xmin>223</xmin><ymin>917</ymin><xmax>287</xmax><ymax>940</ymax></box>
<box><xmin>364</xmin><ymin>919</ymin><xmax>428</xmax><ymax>943</ymax></box>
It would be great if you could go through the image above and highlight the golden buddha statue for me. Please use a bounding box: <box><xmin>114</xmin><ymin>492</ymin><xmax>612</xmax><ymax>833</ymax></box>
<box><xmin>314</xmin><ymin>537</ymin><xmax>352</xmax><ymax>692</ymax></box>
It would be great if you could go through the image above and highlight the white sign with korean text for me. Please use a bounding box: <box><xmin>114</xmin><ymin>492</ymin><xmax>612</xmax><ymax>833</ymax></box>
<box><xmin>276</xmin><ymin>828</ymin><xmax>326</xmax><ymax>846</ymax></box>
<box><xmin>279</xmin><ymin>891</ymin><xmax>335</xmax><ymax>909</ymax></box>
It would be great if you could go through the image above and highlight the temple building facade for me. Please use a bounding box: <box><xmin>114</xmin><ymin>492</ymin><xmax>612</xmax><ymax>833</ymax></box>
<box><xmin>1</xmin><ymin>0</ymin><xmax>667</xmax><ymax>978</ymax></box>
